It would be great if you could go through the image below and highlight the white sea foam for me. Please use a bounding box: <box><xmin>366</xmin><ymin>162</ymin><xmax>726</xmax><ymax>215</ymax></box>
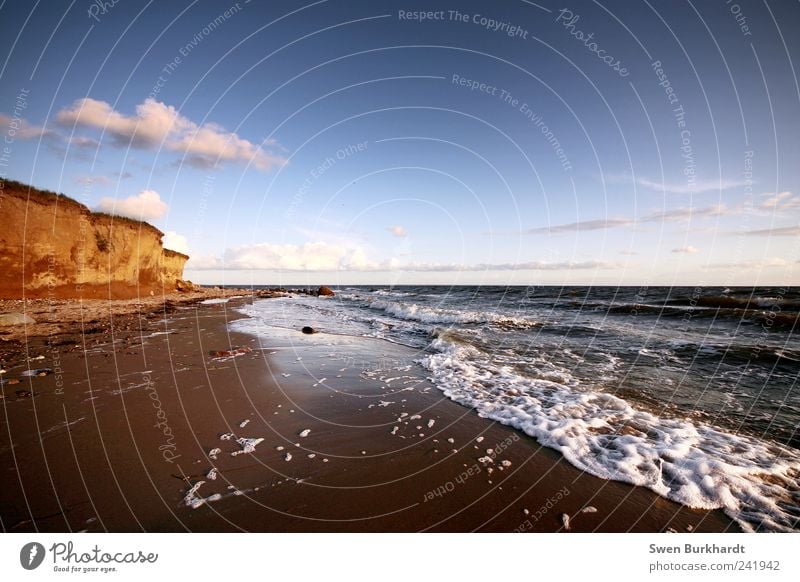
<box><xmin>422</xmin><ymin>336</ymin><xmax>800</xmax><ymax>532</ymax></box>
<box><xmin>363</xmin><ymin>298</ymin><xmax>539</xmax><ymax>329</ymax></box>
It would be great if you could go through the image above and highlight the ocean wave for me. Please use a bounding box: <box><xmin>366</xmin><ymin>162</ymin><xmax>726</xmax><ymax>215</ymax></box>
<box><xmin>362</xmin><ymin>298</ymin><xmax>540</xmax><ymax>330</ymax></box>
<box><xmin>422</xmin><ymin>335</ymin><xmax>800</xmax><ymax>532</ymax></box>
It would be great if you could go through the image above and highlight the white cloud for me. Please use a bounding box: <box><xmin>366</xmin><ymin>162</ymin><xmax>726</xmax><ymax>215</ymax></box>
<box><xmin>74</xmin><ymin>175</ymin><xmax>111</xmax><ymax>186</ymax></box>
<box><xmin>642</xmin><ymin>204</ymin><xmax>730</xmax><ymax>222</ymax></box>
<box><xmin>162</xmin><ymin>231</ymin><xmax>189</xmax><ymax>255</ymax></box>
<box><xmin>0</xmin><ymin>113</ymin><xmax>50</xmax><ymax>139</ymax></box>
<box><xmin>387</xmin><ymin>225</ymin><xmax>407</xmax><ymax>237</ymax></box>
<box><xmin>96</xmin><ymin>190</ymin><xmax>168</xmax><ymax>221</ymax></box>
<box><xmin>707</xmin><ymin>257</ymin><xmax>788</xmax><ymax>270</ymax></box>
<box><xmin>186</xmin><ymin>254</ymin><xmax>221</xmax><ymax>269</ymax></box>
<box><xmin>187</xmin><ymin>241</ymin><xmax>617</xmax><ymax>272</ymax></box>
<box><xmin>743</xmin><ymin>225</ymin><xmax>800</xmax><ymax>236</ymax></box>
<box><xmin>758</xmin><ymin>191</ymin><xmax>800</xmax><ymax>211</ymax></box>
<box><xmin>526</xmin><ymin>218</ymin><xmax>634</xmax><ymax>234</ymax></box>
<box><xmin>671</xmin><ymin>246</ymin><xmax>699</xmax><ymax>254</ymax></box>
<box><xmin>222</xmin><ymin>242</ymin><xmax>363</xmax><ymax>271</ymax></box>
<box><xmin>624</xmin><ymin>175</ymin><xmax>747</xmax><ymax>195</ymax></box>
<box><xmin>57</xmin><ymin>98</ymin><xmax>287</xmax><ymax>171</ymax></box>
<box><xmin>525</xmin><ymin>204</ymin><xmax>731</xmax><ymax>235</ymax></box>
<box><xmin>0</xmin><ymin>113</ymin><xmax>97</xmax><ymax>152</ymax></box>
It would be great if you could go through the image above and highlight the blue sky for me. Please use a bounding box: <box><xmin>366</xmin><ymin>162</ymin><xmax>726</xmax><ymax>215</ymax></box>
<box><xmin>1</xmin><ymin>0</ymin><xmax>798</xmax><ymax>285</ymax></box>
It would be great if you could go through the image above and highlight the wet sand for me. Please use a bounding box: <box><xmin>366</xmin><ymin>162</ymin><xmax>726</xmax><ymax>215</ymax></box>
<box><xmin>0</xmin><ymin>296</ymin><xmax>740</xmax><ymax>532</ymax></box>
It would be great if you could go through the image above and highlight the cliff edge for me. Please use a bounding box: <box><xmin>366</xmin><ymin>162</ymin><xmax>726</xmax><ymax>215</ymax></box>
<box><xmin>0</xmin><ymin>180</ymin><xmax>189</xmax><ymax>299</ymax></box>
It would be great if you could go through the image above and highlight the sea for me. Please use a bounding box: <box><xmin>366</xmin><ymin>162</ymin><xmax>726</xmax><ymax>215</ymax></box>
<box><xmin>230</xmin><ymin>285</ymin><xmax>800</xmax><ymax>532</ymax></box>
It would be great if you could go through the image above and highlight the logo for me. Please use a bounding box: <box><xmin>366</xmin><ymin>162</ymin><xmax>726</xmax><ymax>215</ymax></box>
<box><xmin>20</xmin><ymin>542</ymin><xmax>46</xmax><ymax>570</ymax></box>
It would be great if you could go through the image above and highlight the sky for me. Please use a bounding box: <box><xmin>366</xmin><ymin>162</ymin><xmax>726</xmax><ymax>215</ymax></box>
<box><xmin>1</xmin><ymin>0</ymin><xmax>798</xmax><ymax>286</ymax></box>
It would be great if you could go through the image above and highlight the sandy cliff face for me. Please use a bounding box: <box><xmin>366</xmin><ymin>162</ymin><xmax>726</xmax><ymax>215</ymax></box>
<box><xmin>0</xmin><ymin>182</ymin><xmax>188</xmax><ymax>299</ymax></box>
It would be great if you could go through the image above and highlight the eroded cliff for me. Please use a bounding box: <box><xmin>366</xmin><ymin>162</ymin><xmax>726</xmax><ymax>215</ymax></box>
<box><xmin>0</xmin><ymin>181</ymin><xmax>189</xmax><ymax>299</ymax></box>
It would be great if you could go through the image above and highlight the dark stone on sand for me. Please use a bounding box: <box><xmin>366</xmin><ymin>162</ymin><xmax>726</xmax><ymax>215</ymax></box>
<box><xmin>301</xmin><ymin>326</ymin><xmax>316</xmax><ymax>334</ymax></box>
<box><xmin>318</xmin><ymin>286</ymin><xmax>335</xmax><ymax>297</ymax></box>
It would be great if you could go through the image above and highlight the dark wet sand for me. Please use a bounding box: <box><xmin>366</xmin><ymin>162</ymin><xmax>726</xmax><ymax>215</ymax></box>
<box><xmin>0</xmin><ymin>297</ymin><xmax>740</xmax><ymax>532</ymax></box>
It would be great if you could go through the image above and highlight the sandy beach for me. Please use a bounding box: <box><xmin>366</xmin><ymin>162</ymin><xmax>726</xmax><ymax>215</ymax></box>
<box><xmin>0</xmin><ymin>294</ymin><xmax>740</xmax><ymax>533</ymax></box>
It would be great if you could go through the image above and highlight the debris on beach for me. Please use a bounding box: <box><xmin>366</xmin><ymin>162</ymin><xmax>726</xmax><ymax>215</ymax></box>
<box><xmin>21</xmin><ymin>368</ymin><xmax>52</xmax><ymax>377</ymax></box>
<box><xmin>284</xmin><ymin>452</ymin><xmax>292</xmax><ymax>461</ymax></box>
<box><xmin>239</xmin><ymin>419</ymin><xmax>250</xmax><ymax>428</ymax></box>
<box><xmin>184</xmin><ymin>481</ymin><xmax>206</xmax><ymax>509</ymax></box>
<box><xmin>208</xmin><ymin>448</ymin><xmax>222</xmax><ymax>460</ymax></box>
<box><xmin>476</xmin><ymin>436</ymin><xmax>485</xmax><ymax>443</ymax></box>
<box><xmin>561</xmin><ymin>513</ymin><xmax>571</xmax><ymax>531</ymax></box>
<box><xmin>209</xmin><ymin>346</ymin><xmax>252</xmax><ymax>360</ymax></box>
<box><xmin>231</xmin><ymin>437</ymin><xmax>264</xmax><ymax>456</ymax></box>
<box><xmin>206</xmin><ymin>468</ymin><xmax>218</xmax><ymax>480</ymax></box>
<box><xmin>184</xmin><ymin>481</ymin><xmax>223</xmax><ymax>509</ymax></box>
<box><xmin>299</xmin><ymin>429</ymin><xmax>311</xmax><ymax>437</ymax></box>
<box><xmin>581</xmin><ymin>506</ymin><xmax>597</xmax><ymax>514</ymax></box>
<box><xmin>427</xmin><ymin>419</ymin><xmax>435</xmax><ymax>428</ymax></box>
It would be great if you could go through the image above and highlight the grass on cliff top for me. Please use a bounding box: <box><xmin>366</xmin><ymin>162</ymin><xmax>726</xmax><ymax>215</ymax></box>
<box><xmin>2</xmin><ymin>178</ymin><xmax>163</xmax><ymax>237</ymax></box>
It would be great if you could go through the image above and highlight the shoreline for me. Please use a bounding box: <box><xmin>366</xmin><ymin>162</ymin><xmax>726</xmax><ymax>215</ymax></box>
<box><xmin>0</xmin><ymin>295</ymin><xmax>740</xmax><ymax>532</ymax></box>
